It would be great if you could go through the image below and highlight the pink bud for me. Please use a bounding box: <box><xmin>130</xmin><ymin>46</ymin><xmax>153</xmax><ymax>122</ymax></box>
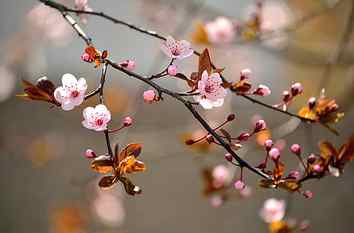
<box><xmin>237</xmin><ymin>132</ymin><xmax>250</xmax><ymax>141</ymax></box>
<box><xmin>167</xmin><ymin>64</ymin><xmax>177</xmax><ymax>76</ymax></box>
<box><xmin>254</xmin><ymin>119</ymin><xmax>266</xmax><ymax>132</ymax></box>
<box><xmin>240</xmin><ymin>68</ymin><xmax>252</xmax><ymax>80</ymax></box>
<box><xmin>122</xmin><ymin>116</ymin><xmax>133</xmax><ymax>127</ymax></box>
<box><xmin>287</xmin><ymin>170</ymin><xmax>301</xmax><ymax>180</ymax></box>
<box><xmin>234</xmin><ymin>180</ymin><xmax>245</xmax><ymax>190</ymax></box>
<box><xmin>206</xmin><ymin>134</ymin><xmax>214</xmax><ymax>143</ymax></box>
<box><xmin>119</xmin><ymin>60</ymin><xmax>136</xmax><ymax>71</ymax></box>
<box><xmin>291</xmin><ymin>82</ymin><xmax>303</xmax><ymax>96</ymax></box>
<box><xmin>282</xmin><ymin>90</ymin><xmax>291</xmax><ymax>102</ymax></box>
<box><xmin>81</xmin><ymin>53</ymin><xmax>92</xmax><ymax>63</ymax></box>
<box><xmin>312</xmin><ymin>164</ymin><xmax>323</xmax><ymax>173</ymax></box>
<box><xmin>303</xmin><ymin>190</ymin><xmax>313</xmax><ymax>199</ymax></box>
<box><xmin>85</xmin><ymin>149</ymin><xmax>96</xmax><ymax>158</ymax></box>
<box><xmin>227</xmin><ymin>113</ymin><xmax>236</xmax><ymax>121</ymax></box>
<box><xmin>299</xmin><ymin>220</ymin><xmax>310</xmax><ymax>231</ymax></box>
<box><xmin>264</xmin><ymin>139</ymin><xmax>273</xmax><ymax>151</ymax></box>
<box><xmin>224</xmin><ymin>153</ymin><xmax>233</xmax><ymax>162</ymax></box>
<box><xmin>308</xmin><ymin>97</ymin><xmax>316</xmax><ymax>109</ymax></box>
<box><xmin>269</xmin><ymin>148</ymin><xmax>280</xmax><ymax>161</ymax></box>
<box><xmin>143</xmin><ymin>90</ymin><xmax>156</xmax><ymax>103</ymax></box>
<box><xmin>253</xmin><ymin>84</ymin><xmax>271</xmax><ymax>96</ymax></box>
<box><xmin>239</xmin><ymin>186</ymin><xmax>252</xmax><ymax>198</ymax></box>
<box><xmin>290</xmin><ymin>144</ymin><xmax>301</xmax><ymax>155</ymax></box>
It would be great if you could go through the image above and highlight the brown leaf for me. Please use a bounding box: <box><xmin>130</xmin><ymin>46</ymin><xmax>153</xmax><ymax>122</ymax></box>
<box><xmin>118</xmin><ymin>156</ymin><xmax>146</xmax><ymax>176</ymax></box>
<box><xmin>259</xmin><ymin>179</ymin><xmax>277</xmax><ymax>189</ymax></box>
<box><xmin>298</xmin><ymin>106</ymin><xmax>317</xmax><ymax>121</ymax></box>
<box><xmin>17</xmin><ymin>79</ymin><xmax>59</xmax><ymax>106</ymax></box>
<box><xmin>198</xmin><ymin>48</ymin><xmax>213</xmax><ymax>77</ymax></box>
<box><xmin>118</xmin><ymin>177</ymin><xmax>142</xmax><ymax>195</ymax></box>
<box><xmin>278</xmin><ymin>180</ymin><xmax>301</xmax><ymax>192</ymax></box>
<box><xmin>269</xmin><ymin>221</ymin><xmax>293</xmax><ymax>233</ymax></box>
<box><xmin>319</xmin><ymin>141</ymin><xmax>337</xmax><ymax>162</ymax></box>
<box><xmin>98</xmin><ymin>176</ymin><xmax>117</xmax><ymax>189</ymax></box>
<box><xmin>230</xmin><ymin>79</ymin><xmax>252</xmax><ymax>94</ymax></box>
<box><xmin>273</xmin><ymin>162</ymin><xmax>285</xmax><ymax>180</ymax></box>
<box><xmin>90</xmin><ymin>155</ymin><xmax>113</xmax><ymax>174</ymax></box>
<box><xmin>118</xmin><ymin>143</ymin><xmax>142</xmax><ymax>162</ymax></box>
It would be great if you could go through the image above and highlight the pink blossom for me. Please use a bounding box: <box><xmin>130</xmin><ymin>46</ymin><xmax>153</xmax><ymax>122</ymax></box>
<box><xmin>119</xmin><ymin>60</ymin><xmax>136</xmax><ymax>71</ymax></box>
<box><xmin>143</xmin><ymin>90</ymin><xmax>156</xmax><ymax>103</ymax></box>
<box><xmin>122</xmin><ymin>116</ymin><xmax>133</xmax><ymax>127</ymax></box>
<box><xmin>212</xmin><ymin>165</ymin><xmax>231</xmax><ymax>188</ymax></box>
<box><xmin>303</xmin><ymin>190</ymin><xmax>313</xmax><ymax>199</ymax></box>
<box><xmin>54</xmin><ymin>73</ymin><xmax>87</xmax><ymax>111</ymax></box>
<box><xmin>167</xmin><ymin>64</ymin><xmax>177</xmax><ymax>76</ymax></box>
<box><xmin>193</xmin><ymin>70</ymin><xmax>227</xmax><ymax>109</ymax></box>
<box><xmin>161</xmin><ymin>36</ymin><xmax>194</xmax><ymax>60</ymax></box>
<box><xmin>259</xmin><ymin>198</ymin><xmax>286</xmax><ymax>223</ymax></box>
<box><xmin>234</xmin><ymin>180</ymin><xmax>245</xmax><ymax>190</ymax></box>
<box><xmin>205</xmin><ymin>17</ymin><xmax>236</xmax><ymax>44</ymax></box>
<box><xmin>209</xmin><ymin>195</ymin><xmax>223</xmax><ymax>208</ymax></box>
<box><xmin>269</xmin><ymin>148</ymin><xmax>280</xmax><ymax>160</ymax></box>
<box><xmin>81</xmin><ymin>52</ymin><xmax>93</xmax><ymax>63</ymax></box>
<box><xmin>253</xmin><ymin>84</ymin><xmax>271</xmax><ymax>96</ymax></box>
<box><xmin>85</xmin><ymin>149</ymin><xmax>96</xmax><ymax>158</ymax></box>
<box><xmin>82</xmin><ymin>104</ymin><xmax>111</xmax><ymax>131</ymax></box>
<box><xmin>75</xmin><ymin>0</ymin><xmax>93</xmax><ymax>24</ymax></box>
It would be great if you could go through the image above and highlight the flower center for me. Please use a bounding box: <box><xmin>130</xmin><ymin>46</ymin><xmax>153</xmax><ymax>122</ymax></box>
<box><xmin>205</xmin><ymin>84</ymin><xmax>216</xmax><ymax>94</ymax></box>
<box><xmin>71</xmin><ymin>90</ymin><xmax>79</xmax><ymax>97</ymax></box>
<box><xmin>95</xmin><ymin>118</ymin><xmax>104</xmax><ymax>126</ymax></box>
<box><xmin>172</xmin><ymin>48</ymin><xmax>181</xmax><ymax>56</ymax></box>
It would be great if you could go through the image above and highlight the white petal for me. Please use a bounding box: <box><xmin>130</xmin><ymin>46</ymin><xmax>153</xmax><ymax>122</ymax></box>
<box><xmin>199</xmin><ymin>99</ymin><xmax>214</xmax><ymax>109</ymax></box>
<box><xmin>82</xmin><ymin>120</ymin><xmax>93</xmax><ymax>130</ymax></box>
<box><xmin>62</xmin><ymin>101</ymin><xmax>75</xmax><ymax>111</ymax></box>
<box><xmin>62</xmin><ymin>73</ymin><xmax>77</xmax><ymax>86</ymax></box>
<box><xmin>95</xmin><ymin>104</ymin><xmax>108</xmax><ymax>113</ymax></box>
<box><xmin>212</xmin><ymin>98</ymin><xmax>224</xmax><ymax>107</ymax></box>
<box><xmin>83</xmin><ymin>106</ymin><xmax>95</xmax><ymax>119</ymax></box>
<box><xmin>71</xmin><ymin>95</ymin><xmax>84</xmax><ymax>106</ymax></box>
<box><xmin>54</xmin><ymin>87</ymin><xmax>64</xmax><ymax>103</ymax></box>
<box><xmin>77</xmin><ymin>77</ymin><xmax>87</xmax><ymax>91</ymax></box>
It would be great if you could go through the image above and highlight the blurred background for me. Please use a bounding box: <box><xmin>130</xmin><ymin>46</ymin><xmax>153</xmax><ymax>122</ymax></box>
<box><xmin>0</xmin><ymin>0</ymin><xmax>353</xmax><ymax>233</ymax></box>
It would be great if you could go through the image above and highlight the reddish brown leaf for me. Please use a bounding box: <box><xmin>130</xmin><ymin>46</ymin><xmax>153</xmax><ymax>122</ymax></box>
<box><xmin>198</xmin><ymin>48</ymin><xmax>213</xmax><ymax>77</ymax></box>
<box><xmin>17</xmin><ymin>79</ymin><xmax>59</xmax><ymax>106</ymax></box>
<box><xmin>90</xmin><ymin>155</ymin><xmax>113</xmax><ymax>174</ymax></box>
<box><xmin>118</xmin><ymin>156</ymin><xmax>146</xmax><ymax>176</ymax></box>
<box><xmin>273</xmin><ymin>162</ymin><xmax>285</xmax><ymax>180</ymax></box>
<box><xmin>118</xmin><ymin>177</ymin><xmax>142</xmax><ymax>195</ymax></box>
<box><xmin>98</xmin><ymin>176</ymin><xmax>117</xmax><ymax>189</ymax></box>
<box><xmin>118</xmin><ymin>143</ymin><xmax>142</xmax><ymax>162</ymax></box>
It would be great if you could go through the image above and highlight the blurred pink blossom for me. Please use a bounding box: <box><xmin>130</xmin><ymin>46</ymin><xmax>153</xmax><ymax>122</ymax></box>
<box><xmin>205</xmin><ymin>17</ymin><xmax>236</xmax><ymax>44</ymax></box>
<box><xmin>259</xmin><ymin>198</ymin><xmax>286</xmax><ymax>223</ymax></box>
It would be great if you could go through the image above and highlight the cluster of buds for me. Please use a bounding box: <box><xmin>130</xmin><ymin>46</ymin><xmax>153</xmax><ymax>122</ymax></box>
<box><xmin>274</xmin><ymin>82</ymin><xmax>303</xmax><ymax>111</ymax></box>
<box><xmin>230</xmin><ymin>69</ymin><xmax>271</xmax><ymax>97</ymax></box>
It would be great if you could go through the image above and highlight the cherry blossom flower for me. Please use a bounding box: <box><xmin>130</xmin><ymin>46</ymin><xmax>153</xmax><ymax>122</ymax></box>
<box><xmin>161</xmin><ymin>36</ymin><xmax>194</xmax><ymax>60</ymax></box>
<box><xmin>193</xmin><ymin>70</ymin><xmax>227</xmax><ymax>109</ymax></box>
<box><xmin>259</xmin><ymin>198</ymin><xmax>286</xmax><ymax>223</ymax></box>
<box><xmin>74</xmin><ymin>0</ymin><xmax>93</xmax><ymax>24</ymax></box>
<box><xmin>82</xmin><ymin>104</ymin><xmax>111</xmax><ymax>131</ymax></box>
<box><xmin>205</xmin><ymin>17</ymin><xmax>236</xmax><ymax>44</ymax></box>
<box><xmin>54</xmin><ymin>73</ymin><xmax>87</xmax><ymax>111</ymax></box>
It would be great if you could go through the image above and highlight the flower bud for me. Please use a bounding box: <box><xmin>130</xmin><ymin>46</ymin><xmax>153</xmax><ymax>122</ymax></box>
<box><xmin>167</xmin><ymin>64</ymin><xmax>177</xmax><ymax>76</ymax></box>
<box><xmin>237</xmin><ymin>132</ymin><xmax>250</xmax><ymax>141</ymax></box>
<box><xmin>227</xmin><ymin>113</ymin><xmax>236</xmax><ymax>121</ymax></box>
<box><xmin>143</xmin><ymin>90</ymin><xmax>156</xmax><ymax>103</ymax></box>
<box><xmin>287</xmin><ymin>170</ymin><xmax>300</xmax><ymax>180</ymax></box>
<box><xmin>308</xmin><ymin>97</ymin><xmax>316</xmax><ymax>109</ymax></box>
<box><xmin>282</xmin><ymin>90</ymin><xmax>291</xmax><ymax>102</ymax></box>
<box><xmin>224</xmin><ymin>153</ymin><xmax>233</xmax><ymax>162</ymax></box>
<box><xmin>269</xmin><ymin>148</ymin><xmax>280</xmax><ymax>161</ymax></box>
<box><xmin>81</xmin><ymin>53</ymin><xmax>92</xmax><ymax>63</ymax></box>
<box><xmin>234</xmin><ymin>180</ymin><xmax>245</xmax><ymax>190</ymax></box>
<box><xmin>291</xmin><ymin>82</ymin><xmax>303</xmax><ymax>96</ymax></box>
<box><xmin>254</xmin><ymin>119</ymin><xmax>266</xmax><ymax>133</ymax></box>
<box><xmin>312</xmin><ymin>164</ymin><xmax>323</xmax><ymax>173</ymax></box>
<box><xmin>303</xmin><ymin>190</ymin><xmax>313</xmax><ymax>199</ymax></box>
<box><xmin>240</xmin><ymin>68</ymin><xmax>252</xmax><ymax>80</ymax></box>
<box><xmin>307</xmin><ymin>154</ymin><xmax>317</xmax><ymax>164</ymax></box>
<box><xmin>85</xmin><ymin>149</ymin><xmax>96</xmax><ymax>158</ymax></box>
<box><xmin>264</xmin><ymin>139</ymin><xmax>273</xmax><ymax>151</ymax></box>
<box><xmin>206</xmin><ymin>134</ymin><xmax>214</xmax><ymax>143</ymax></box>
<box><xmin>122</xmin><ymin>116</ymin><xmax>133</xmax><ymax>127</ymax></box>
<box><xmin>185</xmin><ymin>139</ymin><xmax>195</xmax><ymax>145</ymax></box>
<box><xmin>119</xmin><ymin>60</ymin><xmax>136</xmax><ymax>71</ymax></box>
<box><xmin>253</xmin><ymin>84</ymin><xmax>271</xmax><ymax>96</ymax></box>
<box><xmin>290</xmin><ymin>144</ymin><xmax>301</xmax><ymax>155</ymax></box>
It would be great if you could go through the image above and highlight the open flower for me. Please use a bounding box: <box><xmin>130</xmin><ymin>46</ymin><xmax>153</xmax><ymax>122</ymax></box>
<box><xmin>259</xmin><ymin>198</ymin><xmax>286</xmax><ymax>223</ymax></box>
<box><xmin>82</xmin><ymin>104</ymin><xmax>111</xmax><ymax>131</ymax></box>
<box><xmin>54</xmin><ymin>73</ymin><xmax>87</xmax><ymax>111</ymax></box>
<box><xmin>161</xmin><ymin>36</ymin><xmax>194</xmax><ymax>59</ymax></box>
<box><xmin>194</xmin><ymin>70</ymin><xmax>227</xmax><ymax>109</ymax></box>
<box><xmin>205</xmin><ymin>17</ymin><xmax>236</xmax><ymax>44</ymax></box>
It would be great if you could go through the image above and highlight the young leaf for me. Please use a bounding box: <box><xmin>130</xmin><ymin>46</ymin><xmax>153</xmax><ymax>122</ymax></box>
<box><xmin>198</xmin><ymin>48</ymin><xmax>213</xmax><ymax>77</ymax></box>
<box><xmin>90</xmin><ymin>155</ymin><xmax>113</xmax><ymax>174</ymax></box>
<box><xmin>118</xmin><ymin>143</ymin><xmax>142</xmax><ymax>162</ymax></box>
<box><xmin>98</xmin><ymin>176</ymin><xmax>117</xmax><ymax>189</ymax></box>
<box><xmin>118</xmin><ymin>177</ymin><xmax>142</xmax><ymax>195</ymax></box>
